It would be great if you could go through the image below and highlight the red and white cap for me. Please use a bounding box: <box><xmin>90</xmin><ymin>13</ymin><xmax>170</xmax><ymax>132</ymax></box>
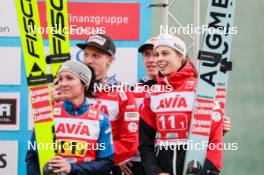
<box><xmin>154</xmin><ymin>33</ymin><xmax>187</xmax><ymax>58</ymax></box>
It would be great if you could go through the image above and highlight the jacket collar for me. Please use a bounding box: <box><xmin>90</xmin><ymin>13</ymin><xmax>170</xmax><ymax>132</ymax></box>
<box><xmin>156</xmin><ymin>61</ymin><xmax>196</xmax><ymax>89</ymax></box>
<box><xmin>63</xmin><ymin>98</ymin><xmax>89</xmax><ymax>116</ymax></box>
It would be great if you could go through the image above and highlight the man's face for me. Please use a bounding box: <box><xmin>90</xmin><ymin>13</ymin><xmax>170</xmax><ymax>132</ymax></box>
<box><xmin>83</xmin><ymin>46</ymin><xmax>113</xmax><ymax>80</ymax></box>
<box><xmin>142</xmin><ymin>47</ymin><xmax>158</xmax><ymax>78</ymax></box>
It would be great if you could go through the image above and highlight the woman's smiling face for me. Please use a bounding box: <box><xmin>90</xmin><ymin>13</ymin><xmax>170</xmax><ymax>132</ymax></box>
<box><xmin>154</xmin><ymin>45</ymin><xmax>184</xmax><ymax>76</ymax></box>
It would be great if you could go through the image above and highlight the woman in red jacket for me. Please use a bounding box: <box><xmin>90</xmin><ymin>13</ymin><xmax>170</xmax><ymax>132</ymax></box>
<box><xmin>139</xmin><ymin>33</ymin><xmax>223</xmax><ymax>175</ymax></box>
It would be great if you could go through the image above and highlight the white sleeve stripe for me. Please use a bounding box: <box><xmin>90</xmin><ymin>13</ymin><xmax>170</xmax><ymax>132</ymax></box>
<box><xmin>105</xmin><ymin>128</ymin><xmax>111</xmax><ymax>134</ymax></box>
<box><xmin>119</xmin><ymin>91</ymin><xmax>128</xmax><ymax>101</ymax></box>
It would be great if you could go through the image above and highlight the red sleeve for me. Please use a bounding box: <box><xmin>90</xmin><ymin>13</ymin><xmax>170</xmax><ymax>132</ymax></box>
<box><xmin>206</xmin><ymin>105</ymin><xmax>224</xmax><ymax>171</ymax></box>
<box><xmin>140</xmin><ymin>97</ymin><xmax>157</xmax><ymax>130</ymax></box>
<box><xmin>113</xmin><ymin>90</ymin><xmax>139</xmax><ymax>164</ymax></box>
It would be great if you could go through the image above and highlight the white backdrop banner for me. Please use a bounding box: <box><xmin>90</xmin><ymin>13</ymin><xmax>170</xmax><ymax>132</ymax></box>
<box><xmin>0</xmin><ymin>47</ymin><xmax>21</xmax><ymax>85</ymax></box>
<box><xmin>0</xmin><ymin>1</ymin><xmax>19</xmax><ymax>36</ymax></box>
<box><xmin>0</xmin><ymin>141</ymin><xmax>18</xmax><ymax>175</ymax></box>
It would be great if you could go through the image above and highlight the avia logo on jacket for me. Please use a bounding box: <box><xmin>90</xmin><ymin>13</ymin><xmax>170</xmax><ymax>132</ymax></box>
<box><xmin>151</xmin><ymin>92</ymin><xmax>195</xmax><ymax>112</ymax></box>
<box><xmin>56</xmin><ymin>121</ymin><xmax>90</xmax><ymax>136</ymax></box>
<box><xmin>156</xmin><ymin>95</ymin><xmax>187</xmax><ymax>110</ymax></box>
<box><xmin>54</xmin><ymin>118</ymin><xmax>100</xmax><ymax>141</ymax></box>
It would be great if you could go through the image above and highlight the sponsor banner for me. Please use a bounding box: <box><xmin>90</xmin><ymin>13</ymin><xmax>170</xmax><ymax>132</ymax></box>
<box><xmin>38</xmin><ymin>2</ymin><xmax>140</xmax><ymax>40</ymax></box>
<box><xmin>0</xmin><ymin>1</ymin><xmax>19</xmax><ymax>36</ymax></box>
<box><xmin>0</xmin><ymin>1</ymin><xmax>139</xmax><ymax>39</ymax></box>
<box><xmin>30</xmin><ymin>86</ymin><xmax>53</xmax><ymax>123</ymax></box>
<box><xmin>28</xmin><ymin>94</ymin><xmax>34</xmax><ymax>130</ymax></box>
<box><xmin>0</xmin><ymin>141</ymin><xmax>18</xmax><ymax>175</ymax></box>
<box><xmin>191</xmin><ymin>99</ymin><xmax>214</xmax><ymax>136</ymax></box>
<box><xmin>0</xmin><ymin>47</ymin><xmax>21</xmax><ymax>85</ymax></box>
<box><xmin>0</xmin><ymin>93</ymin><xmax>20</xmax><ymax>130</ymax></box>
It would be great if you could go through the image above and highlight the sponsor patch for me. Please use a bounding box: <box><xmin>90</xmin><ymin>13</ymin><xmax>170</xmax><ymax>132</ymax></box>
<box><xmin>185</xmin><ymin>81</ymin><xmax>195</xmax><ymax>89</ymax></box>
<box><xmin>212</xmin><ymin>111</ymin><xmax>222</xmax><ymax>122</ymax></box>
<box><xmin>125</xmin><ymin>112</ymin><xmax>139</xmax><ymax>121</ymax></box>
<box><xmin>128</xmin><ymin>122</ymin><xmax>138</xmax><ymax>133</ymax></box>
<box><xmin>88</xmin><ymin>109</ymin><xmax>98</xmax><ymax>119</ymax></box>
<box><xmin>53</xmin><ymin>107</ymin><xmax>61</xmax><ymax>115</ymax></box>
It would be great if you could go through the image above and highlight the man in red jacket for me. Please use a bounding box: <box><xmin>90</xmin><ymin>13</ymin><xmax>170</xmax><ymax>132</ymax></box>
<box><xmin>52</xmin><ymin>34</ymin><xmax>139</xmax><ymax>175</ymax></box>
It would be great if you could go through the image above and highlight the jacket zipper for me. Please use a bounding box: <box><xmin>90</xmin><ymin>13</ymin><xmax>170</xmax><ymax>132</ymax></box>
<box><xmin>155</xmin><ymin>146</ymin><xmax>160</xmax><ymax>157</ymax></box>
<box><xmin>173</xmin><ymin>148</ymin><xmax>177</xmax><ymax>175</ymax></box>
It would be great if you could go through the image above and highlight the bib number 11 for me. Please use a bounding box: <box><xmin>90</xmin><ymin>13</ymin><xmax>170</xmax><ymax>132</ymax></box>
<box><xmin>158</xmin><ymin>113</ymin><xmax>187</xmax><ymax>130</ymax></box>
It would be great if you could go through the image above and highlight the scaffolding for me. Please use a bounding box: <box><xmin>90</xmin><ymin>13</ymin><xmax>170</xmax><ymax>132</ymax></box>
<box><xmin>150</xmin><ymin>0</ymin><xmax>201</xmax><ymax>65</ymax></box>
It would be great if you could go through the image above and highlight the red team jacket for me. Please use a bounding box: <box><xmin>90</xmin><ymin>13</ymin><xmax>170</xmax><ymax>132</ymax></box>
<box><xmin>88</xmin><ymin>79</ymin><xmax>139</xmax><ymax>165</ymax></box>
<box><xmin>139</xmin><ymin>61</ymin><xmax>223</xmax><ymax>174</ymax></box>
